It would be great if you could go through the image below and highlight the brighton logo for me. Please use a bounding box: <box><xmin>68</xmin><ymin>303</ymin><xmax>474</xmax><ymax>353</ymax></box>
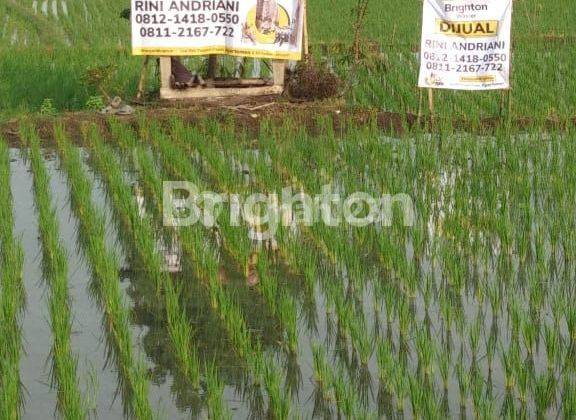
<box><xmin>163</xmin><ymin>182</ymin><xmax>415</xmax><ymax>240</ymax></box>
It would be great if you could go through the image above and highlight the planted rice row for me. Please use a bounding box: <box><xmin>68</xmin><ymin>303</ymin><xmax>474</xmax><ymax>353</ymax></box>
<box><xmin>84</xmin><ymin>125</ymin><xmax>211</xmax><ymax>404</ymax></box>
<box><xmin>161</xmin><ymin>119</ymin><xmax>375</xmax><ymax>415</ymax></box>
<box><xmin>21</xmin><ymin>125</ymin><xmax>86</xmax><ymax>418</ymax></box>
<box><xmin>114</xmin><ymin>120</ymin><xmax>292</xmax><ymax>418</ymax></box>
<box><xmin>0</xmin><ymin>138</ymin><xmax>25</xmax><ymax>419</ymax></box>
<box><xmin>54</xmin><ymin>125</ymin><xmax>154</xmax><ymax>419</ymax></box>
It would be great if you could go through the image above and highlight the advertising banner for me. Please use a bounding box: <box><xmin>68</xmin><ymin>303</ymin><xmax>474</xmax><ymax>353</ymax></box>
<box><xmin>131</xmin><ymin>0</ymin><xmax>305</xmax><ymax>60</ymax></box>
<box><xmin>418</xmin><ymin>0</ymin><xmax>513</xmax><ymax>90</ymax></box>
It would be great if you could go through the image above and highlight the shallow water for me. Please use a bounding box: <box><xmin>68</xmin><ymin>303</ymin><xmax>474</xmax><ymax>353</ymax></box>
<box><xmin>45</xmin><ymin>152</ymin><xmax>126</xmax><ymax>418</ymax></box>
<box><xmin>10</xmin><ymin>150</ymin><xmax>186</xmax><ymax>418</ymax></box>
<box><xmin>8</xmin><ymin>133</ymin><xmax>571</xmax><ymax>419</ymax></box>
<box><xmin>11</xmin><ymin>150</ymin><xmax>59</xmax><ymax>418</ymax></box>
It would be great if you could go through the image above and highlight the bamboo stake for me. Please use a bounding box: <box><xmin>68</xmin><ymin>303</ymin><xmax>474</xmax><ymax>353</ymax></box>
<box><xmin>507</xmin><ymin>88</ymin><xmax>513</xmax><ymax>127</ymax></box>
<box><xmin>428</xmin><ymin>88</ymin><xmax>435</xmax><ymax>128</ymax></box>
<box><xmin>417</xmin><ymin>88</ymin><xmax>424</xmax><ymax>125</ymax></box>
<box><xmin>303</xmin><ymin>0</ymin><xmax>309</xmax><ymax>57</ymax></box>
<box><xmin>207</xmin><ymin>54</ymin><xmax>219</xmax><ymax>79</ymax></box>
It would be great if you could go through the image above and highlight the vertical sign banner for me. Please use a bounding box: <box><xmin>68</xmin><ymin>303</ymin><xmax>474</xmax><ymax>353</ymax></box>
<box><xmin>418</xmin><ymin>0</ymin><xmax>513</xmax><ymax>90</ymax></box>
<box><xmin>131</xmin><ymin>0</ymin><xmax>305</xmax><ymax>60</ymax></box>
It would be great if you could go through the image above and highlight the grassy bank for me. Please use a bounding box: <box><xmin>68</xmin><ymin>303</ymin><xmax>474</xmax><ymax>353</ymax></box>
<box><xmin>0</xmin><ymin>0</ymin><xmax>574</xmax><ymax>121</ymax></box>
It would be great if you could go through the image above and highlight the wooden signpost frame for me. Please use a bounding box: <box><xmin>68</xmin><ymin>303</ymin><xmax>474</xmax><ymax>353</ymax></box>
<box><xmin>155</xmin><ymin>0</ymin><xmax>307</xmax><ymax>101</ymax></box>
<box><xmin>159</xmin><ymin>57</ymin><xmax>287</xmax><ymax>100</ymax></box>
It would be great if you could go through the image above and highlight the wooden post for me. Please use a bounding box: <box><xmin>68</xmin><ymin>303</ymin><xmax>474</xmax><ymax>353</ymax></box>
<box><xmin>507</xmin><ymin>88</ymin><xmax>513</xmax><ymax>127</ymax></box>
<box><xmin>303</xmin><ymin>0</ymin><xmax>309</xmax><ymax>57</ymax></box>
<box><xmin>159</xmin><ymin>57</ymin><xmax>171</xmax><ymax>91</ymax></box>
<box><xmin>428</xmin><ymin>88</ymin><xmax>435</xmax><ymax>127</ymax></box>
<box><xmin>234</xmin><ymin>57</ymin><xmax>245</xmax><ymax>79</ymax></box>
<box><xmin>136</xmin><ymin>56</ymin><xmax>150</xmax><ymax>101</ymax></box>
<box><xmin>252</xmin><ymin>59</ymin><xmax>262</xmax><ymax>78</ymax></box>
<box><xmin>207</xmin><ymin>54</ymin><xmax>219</xmax><ymax>79</ymax></box>
<box><xmin>498</xmin><ymin>88</ymin><xmax>512</xmax><ymax>126</ymax></box>
<box><xmin>272</xmin><ymin>60</ymin><xmax>286</xmax><ymax>87</ymax></box>
<box><xmin>417</xmin><ymin>88</ymin><xmax>424</xmax><ymax>125</ymax></box>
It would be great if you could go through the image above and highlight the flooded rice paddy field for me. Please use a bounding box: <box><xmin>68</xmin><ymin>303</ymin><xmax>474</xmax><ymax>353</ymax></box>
<box><xmin>1</xmin><ymin>118</ymin><xmax>576</xmax><ymax>419</ymax></box>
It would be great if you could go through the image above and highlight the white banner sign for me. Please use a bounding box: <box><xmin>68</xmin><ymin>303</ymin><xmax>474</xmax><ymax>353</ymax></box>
<box><xmin>418</xmin><ymin>0</ymin><xmax>512</xmax><ymax>90</ymax></box>
<box><xmin>131</xmin><ymin>0</ymin><xmax>305</xmax><ymax>60</ymax></box>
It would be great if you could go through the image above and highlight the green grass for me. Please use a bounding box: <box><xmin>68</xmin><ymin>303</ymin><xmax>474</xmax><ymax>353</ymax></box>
<box><xmin>0</xmin><ymin>0</ymin><xmax>574</xmax><ymax>120</ymax></box>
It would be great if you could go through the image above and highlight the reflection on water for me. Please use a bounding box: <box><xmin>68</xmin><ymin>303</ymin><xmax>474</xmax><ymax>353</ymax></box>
<box><xmin>13</xmin><ymin>131</ymin><xmax>571</xmax><ymax>418</ymax></box>
<box><xmin>134</xmin><ymin>183</ymin><xmax>183</xmax><ymax>274</ymax></box>
<box><xmin>10</xmin><ymin>150</ymin><xmax>59</xmax><ymax>418</ymax></box>
<box><xmin>116</xmin><ymin>225</ymin><xmax>289</xmax><ymax>417</ymax></box>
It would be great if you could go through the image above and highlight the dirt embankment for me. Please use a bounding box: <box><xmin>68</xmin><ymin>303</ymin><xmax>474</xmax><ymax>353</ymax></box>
<box><xmin>2</xmin><ymin>96</ymin><xmax>575</xmax><ymax>146</ymax></box>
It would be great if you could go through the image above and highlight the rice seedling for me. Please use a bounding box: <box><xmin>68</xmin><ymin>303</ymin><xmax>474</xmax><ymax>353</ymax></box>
<box><xmin>181</xmin><ymin>121</ymin><xmax>382</xmax><ymax>384</ymax></box>
<box><xmin>349</xmin><ymin>315</ymin><xmax>372</xmax><ymax>366</ymax></box>
<box><xmin>138</xmin><ymin>120</ymin><xmax>302</xmax><ymax>353</ymax></box>
<box><xmin>5</xmin><ymin>107</ymin><xmax>576</xmax><ymax>418</ymax></box>
<box><xmin>436</xmin><ymin>347</ymin><xmax>450</xmax><ymax>392</ymax></box>
<box><xmin>562</xmin><ymin>376</ymin><xmax>576</xmax><ymax>419</ymax></box>
<box><xmin>263</xmin><ymin>363</ymin><xmax>291</xmax><ymax>420</ymax></box>
<box><xmin>312</xmin><ymin>338</ymin><xmax>370</xmax><ymax>418</ymax></box>
<box><xmin>415</xmin><ymin>326</ymin><xmax>434</xmax><ymax>379</ymax></box>
<box><xmin>516</xmin><ymin>350</ymin><xmax>531</xmax><ymax>409</ymax></box>
<box><xmin>85</xmin><ymin>124</ymin><xmax>201</xmax><ymax>390</ymax></box>
<box><xmin>105</xmin><ymin>121</ymin><xmax>292</xmax><ymax>418</ymax></box>
<box><xmin>533</xmin><ymin>372</ymin><xmax>556</xmax><ymax>419</ymax></box>
<box><xmin>0</xmin><ymin>137</ymin><xmax>25</xmax><ymax>419</ymax></box>
<box><xmin>471</xmin><ymin>372</ymin><xmax>495</xmax><ymax>420</ymax></box>
<box><xmin>485</xmin><ymin>327</ymin><xmax>498</xmax><ymax>374</ymax></box>
<box><xmin>521</xmin><ymin>314</ymin><xmax>538</xmax><ymax>359</ymax></box>
<box><xmin>391</xmin><ymin>361</ymin><xmax>409</xmax><ymax>412</ymax></box>
<box><xmin>468</xmin><ymin>311</ymin><xmax>482</xmax><ymax>364</ymax></box>
<box><xmin>277</xmin><ymin>290</ymin><xmax>299</xmax><ymax>354</ymax></box>
<box><xmin>20</xmin><ymin>124</ymin><xmax>86</xmax><ymax>418</ymax></box>
<box><xmin>53</xmin><ymin>125</ymin><xmax>154</xmax><ymax>419</ymax></box>
<box><xmin>312</xmin><ymin>343</ymin><xmax>333</xmax><ymax>394</ymax></box>
<box><xmin>543</xmin><ymin>324</ymin><xmax>561</xmax><ymax>373</ymax></box>
<box><xmin>205</xmin><ymin>362</ymin><xmax>231</xmax><ymax>420</ymax></box>
<box><xmin>455</xmin><ymin>359</ymin><xmax>470</xmax><ymax>410</ymax></box>
<box><xmin>332</xmin><ymin>369</ymin><xmax>358</xmax><ymax>418</ymax></box>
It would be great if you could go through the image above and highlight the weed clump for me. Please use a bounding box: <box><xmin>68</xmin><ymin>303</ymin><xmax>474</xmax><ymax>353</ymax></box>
<box><xmin>287</xmin><ymin>59</ymin><xmax>342</xmax><ymax>101</ymax></box>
